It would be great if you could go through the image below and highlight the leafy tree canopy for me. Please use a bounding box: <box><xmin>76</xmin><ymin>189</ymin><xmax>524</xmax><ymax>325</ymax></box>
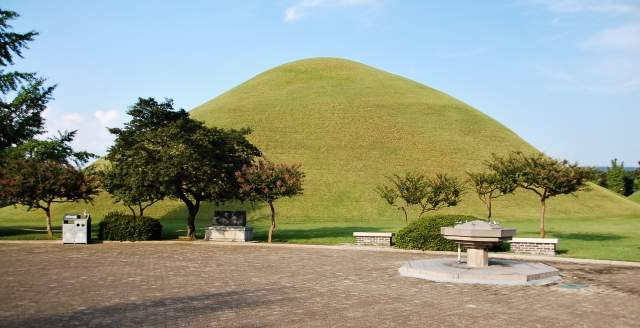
<box><xmin>376</xmin><ymin>172</ymin><xmax>464</xmax><ymax>224</ymax></box>
<box><xmin>0</xmin><ymin>9</ymin><xmax>55</xmax><ymax>149</ymax></box>
<box><xmin>107</xmin><ymin>97</ymin><xmax>261</xmax><ymax>238</ymax></box>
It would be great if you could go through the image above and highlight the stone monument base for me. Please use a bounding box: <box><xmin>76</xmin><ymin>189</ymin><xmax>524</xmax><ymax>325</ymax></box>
<box><xmin>204</xmin><ymin>226</ymin><xmax>253</xmax><ymax>242</ymax></box>
<box><xmin>399</xmin><ymin>258</ymin><xmax>561</xmax><ymax>286</ymax></box>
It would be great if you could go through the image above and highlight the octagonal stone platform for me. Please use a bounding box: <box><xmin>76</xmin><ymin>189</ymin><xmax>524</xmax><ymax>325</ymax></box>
<box><xmin>399</xmin><ymin>258</ymin><xmax>561</xmax><ymax>286</ymax></box>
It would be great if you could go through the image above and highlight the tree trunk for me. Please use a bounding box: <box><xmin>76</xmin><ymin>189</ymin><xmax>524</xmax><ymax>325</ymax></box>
<box><xmin>138</xmin><ymin>203</ymin><xmax>144</xmax><ymax>218</ymax></box>
<box><xmin>400</xmin><ymin>207</ymin><xmax>408</xmax><ymax>224</ymax></box>
<box><xmin>185</xmin><ymin>199</ymin><xmax>200</xmax><ymax>240</ymax></box>
<box><xmin>44</xmin><ymin>206</ymin><xmax>53</xmax><ymax>239</ymax></box>
<box><xmin>486</xmin><ymin>196</ymin><xmax>492</xmax><ymax>220</ymax></box>
<box><xmin>268</xmin><ymin>201</ymin><xmax>276</xmax><ymax>243</ymax></box>
<box><xmin>127</xmin><ymin>205</ymin><xmax>136</xmax><ymax>217</ymax></box>
<box><xmin>539</xmin><ymin>198</ymin><xmax>546</xmax><ymax>238</ymax></box>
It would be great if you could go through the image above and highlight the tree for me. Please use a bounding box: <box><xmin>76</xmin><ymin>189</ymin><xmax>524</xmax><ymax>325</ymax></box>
<box><xmin>0</xmin><ymin>131</ymin><xmax>99</xmax><ymax>238</ymax></box>
<box><xmin>633</xmin><ymin>161</ymin><xmax>640</xmax><ymax>190</ymax></box>
<box><xmin>488</xmin><ymin>152</ymin><xmax>589</xmax><ymax>238</ymax></box>
<box><xmin>236</xmin><ymin>159</ymin><xmax>305</xmax><ymax>243</ymax></box>
<box><xmin>606</xmin><ymin>159</ymin><xmax>635</xmax><ymax>196</ymax></box>
<box><xmin>0</xmin><ymin>9</ymin><xmax>55</xmax><ymax>150</ymax></box>
<box><xmin>376</xmin><ymin>172</ymin><xmax>464</xmax><ymax>224</ymax></box>
<box><xmin>100</xmin><ymin>161</ymin><xmax>164</xmax><ymax>217</ymax></box>
<box><xmin>467</xmin><ymin>170</ymin><xmax>516</xmax><ymax>219</ymax></box>
<box><xmin>107</xmin><ymin>98</ymin><xmax>260</xmax><ymax>239</ymax></box>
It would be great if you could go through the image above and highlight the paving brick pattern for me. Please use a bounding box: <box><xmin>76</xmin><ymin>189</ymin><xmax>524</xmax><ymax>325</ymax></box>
<box><xmin>1</xmin><ymin>243</ymin><xmax>639</xmax><ymax>327</ymax></box>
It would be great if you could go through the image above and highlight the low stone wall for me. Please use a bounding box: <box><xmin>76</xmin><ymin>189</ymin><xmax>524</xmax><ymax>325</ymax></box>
<box><xmin>353</xmin><ymin>232</ymin><xmax>395</xmax><ymax>246</ymax></box>
<box><xmin>509</xmin><ymin>238</ymin><xmax>558</xmax><ymax>256</ymax></box>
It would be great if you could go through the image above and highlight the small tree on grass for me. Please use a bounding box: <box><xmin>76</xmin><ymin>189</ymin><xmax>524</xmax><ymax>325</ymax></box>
<box><xmin>488</xmin><ymin>152</ymin><xmax>589</xmax><ymax>238</ymax></box>
<box><xmin>236</xmin><ymin>159</ymin><xmax>304</xmax><ymax>243</ymax></box>
<box><xmin>375</xmin><ymin>172</ymin><xmax>464</xmax><ymax>224</ymax></box>
<box><xmin>467</xmin><ymin>171</ymin><xmax>517</xmax><ymax>219</ymax></box>
<box><xmin>0</xmin><ymin>131</ymin><xmax>99</xmax><ymax>238</ymax></box>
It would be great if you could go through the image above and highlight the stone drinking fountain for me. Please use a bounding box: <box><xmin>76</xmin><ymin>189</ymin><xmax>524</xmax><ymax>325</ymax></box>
<box><xmin>399</xmin><ymin>220</ymin><xmax>561</xmax><ymax>285</ymax></box>
<box><xmin>442</xmin><ymin>220</ymin><xmax>515</xmax><ymax>268</ymax></box>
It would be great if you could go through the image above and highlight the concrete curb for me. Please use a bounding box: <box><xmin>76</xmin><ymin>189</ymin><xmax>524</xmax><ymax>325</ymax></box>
<box><xmin>1</xmin><ymin>239</ymin><xmax>639</xmax><ymax>267</ymax></box>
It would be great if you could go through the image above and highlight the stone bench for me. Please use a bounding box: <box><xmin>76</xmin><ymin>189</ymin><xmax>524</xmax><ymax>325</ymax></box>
<box><xmin>509</xmin><ymin>238</ymin><xmax>558</xmax><ymax>256</ymax></box>
<box><xmin>353</xmin><ymin>232</ymin><xmax>395</xmax><ymax>246</ymax></box>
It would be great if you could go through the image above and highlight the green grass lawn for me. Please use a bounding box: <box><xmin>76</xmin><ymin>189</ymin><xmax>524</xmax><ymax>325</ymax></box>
<box><xmin>2</xmin><ymin>205</ymin><xmax>639</xmax><ymax>262</ymax></box>
<box><xmin>2</xmin><ymin>58</ymin><xmax>639</xmax><ymax>262</ymax></box>
<box><xmin>630</xmin><ymin>191</ymin><xmax>640</xmax><ymax>204</ymax></box>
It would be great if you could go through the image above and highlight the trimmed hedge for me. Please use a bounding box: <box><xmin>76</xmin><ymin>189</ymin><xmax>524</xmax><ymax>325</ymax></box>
<box><xmin>98</xmin><ymin>211</ymin><xmax>162</xmax><ymax>241</ymax></box>
<box><xmin>395</xmin><ymin>214</ymin><xmax>479</xmax><ymax>251</ymax></box>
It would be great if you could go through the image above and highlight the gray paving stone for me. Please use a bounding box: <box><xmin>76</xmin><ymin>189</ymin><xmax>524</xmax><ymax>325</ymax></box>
<box><xmin>0</xmin><ymin>243</ymin><xmax>639</xmax><ymax>327</ymax></box>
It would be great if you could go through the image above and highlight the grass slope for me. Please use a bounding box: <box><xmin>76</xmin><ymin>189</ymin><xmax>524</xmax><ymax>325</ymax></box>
<box><xmin>630</xmin><ymin>191</ymin><xmax>640</xmax><ymax>204</ymax></box>
<box><xmin>2</xmin><ymin>58</ymin><xmax>640</xmax><ymax>260</ymax></box>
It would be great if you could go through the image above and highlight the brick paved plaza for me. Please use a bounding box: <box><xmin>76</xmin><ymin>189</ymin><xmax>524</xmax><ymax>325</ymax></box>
<box><xmin>1</xmin><ymin>243</ymin><xmax>639</xmax><ymax>327</ymax></box>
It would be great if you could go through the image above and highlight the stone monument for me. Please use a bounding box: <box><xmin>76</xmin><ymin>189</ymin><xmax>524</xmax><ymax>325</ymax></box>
<box><xmin>204</xmin><ymin>211</ymin><xmax>253</xmax><ymax>242</ymax></box>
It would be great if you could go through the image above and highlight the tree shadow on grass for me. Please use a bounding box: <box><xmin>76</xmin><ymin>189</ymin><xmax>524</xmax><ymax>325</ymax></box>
<box><xmin>551</xmin><ymin>232</ymin><xmax>624</xmax><ymax>242</ymax></box>
<box><xmin>254</xmin><ymin>226</ymin><xmax>391</xmax><ymax>243</ymax></box>
<box><xmin>1</xmin><ymin>287</ymin><xmax>291</xmax><ymax>328</ymax></box>
<box><xmin>0</xmin><ymin>225</ymin><xmax>66</xmax><ymax>240</ymax></box>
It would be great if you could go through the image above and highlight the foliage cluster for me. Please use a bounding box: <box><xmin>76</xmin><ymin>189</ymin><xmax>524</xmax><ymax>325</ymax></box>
<box><xmin>395</xmin><ymin>214</ymin><xmax>478</xmax><ymax>251</ymax></box>
<box><xmin>605</xmin><ymin>159</ymin><xmax>636</xmax><ymax>196</ymax></box>
<box><xmin>104</xmin><ymin>98</ymin><xmax>306</xmax><ymax>241</ymax></box>
<box><xmin>0</xmin><ymin>9</ymin><xmax>55</xmax><ymax>150</ymax></box>
<box><xmin>584</xmin><ymin>160</ymin><xmax>638</xmax><ymax>197</ymax></box>
<box><xmin>0</xmin><ymin>10</ymin><xmax>99</xmax><ymax>238</ymax></box>
<box><xmin>104</xmin><ymin>98</ymin><xmax>262</xmax><ymax>239</ymax></box>
<box><xmin>485</xmin><ymin>151</ymin><xmax>589</xmax><ymax>238</ymax></box>
<box><xmin>237</xmin><ymin>159</ymin><xmax>305</xmax><ymax>243</ymax></box>
<box><xmin>375</xmin><ymin>172</ymin><xmax>464</xmax><ymax>224</ymax></box>
<box><xmin>98</xmin><ymin>211</ymin><xmax>162</xmax><ymax>241</ymax></box>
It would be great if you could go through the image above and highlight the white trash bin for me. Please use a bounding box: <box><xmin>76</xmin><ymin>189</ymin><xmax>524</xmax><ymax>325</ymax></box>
<box><xmin>62</xmin><ymin>214</ymin><xmax>91</xmax><ymax>244</ymax></box>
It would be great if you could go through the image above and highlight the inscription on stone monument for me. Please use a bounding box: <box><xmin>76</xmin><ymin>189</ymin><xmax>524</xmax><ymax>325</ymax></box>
<box><xmin>213</xmin><ymin>211</ymin><xmax>246</xmax><ymax>226</ymax></box>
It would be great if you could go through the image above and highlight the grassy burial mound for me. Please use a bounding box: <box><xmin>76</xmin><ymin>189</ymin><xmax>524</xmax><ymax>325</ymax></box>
<box><xmin>189</xmin><ymin>58</ymin><xmax>640</xmax><ymax>221</ymax></box>
<box><xmin>2</xmin><ymin>58</ymin><xmax>640</xmax><ymax>252</ymax></box>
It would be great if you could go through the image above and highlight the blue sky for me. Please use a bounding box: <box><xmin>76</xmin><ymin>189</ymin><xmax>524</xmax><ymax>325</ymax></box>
<box><xmin>4</xmin><ymin>0</ymin><xmax>639</xmax><ymax>166</ymax></box>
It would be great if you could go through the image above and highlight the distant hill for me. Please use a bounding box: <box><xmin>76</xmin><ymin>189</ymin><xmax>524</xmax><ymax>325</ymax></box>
<box><xmin>2</xmin><ymin>57</ymin><xmax>639</xmax><ymax>234</ymax></box>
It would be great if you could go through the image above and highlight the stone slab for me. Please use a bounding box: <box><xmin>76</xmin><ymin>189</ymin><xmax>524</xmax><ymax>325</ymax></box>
<box><xmin>204</xmin><ymin>225</ymin><xmax>253</xmax><ymax>242</ymax></box>
<box><xmin>352</xmin><ymin>232</ymin><xmax>395</xmax><ymax>237</ymax></box>
<box><xmin>399</xmin><ymin>258</ymin><xmax>561</xmax><ymax>286</ymax></box>
<box><xmin>510</xmin><ymin>237</ymin><xmax>559</xmax><ymax>244</ymax></box>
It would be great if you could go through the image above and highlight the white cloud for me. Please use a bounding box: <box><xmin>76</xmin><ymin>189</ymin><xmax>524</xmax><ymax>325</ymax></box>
<box><xmin>41</xmin><ymin>108</ymin><xmax>125</xmax><ymax>156</ymax></box>
<box><xmin>527</xmin><ymin>1</ymin><xmax>640</xmax><ymax>95</ymax></box>
<box><xmin>582</xmin><ymin>23</ymin><xmax>640</xmax><ymax>50</ymax></box>
<box><xmin>529</xmin><ymin>0</ymin><xmax>640</xmax><ymax>15</ymax></box>
<box><xmin>284</xmin><ymin>0</ymin><xmax>380</xmax><ymax>22</ymax></box>
<box><xmin>62</xmin><ymin>113</ymin><xmax>83</xmax><ymax>124</ymax></box>
<box><xmin>95</xmin><ymin>110</ymin><xmax>121</xmax><ymax>127</ymax></box>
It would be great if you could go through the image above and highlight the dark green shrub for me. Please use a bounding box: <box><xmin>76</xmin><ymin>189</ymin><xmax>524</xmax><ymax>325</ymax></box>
<box><xmin>98</xmin><ymin>211</ymin><xmax>162</xmax><ymax>241</ymax></box>
<box><xmin>395</xmin><ymin>214</ymin><xmax>479</xmax><ymax>251</ymax></box>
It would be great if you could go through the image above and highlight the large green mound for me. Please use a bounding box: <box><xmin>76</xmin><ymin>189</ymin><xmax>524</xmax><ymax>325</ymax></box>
<box><xmin>630</xmin><ymin>191</ymin><xmax>640</xmax><ymax>204</ymax></box>
<box><xmin>190</xmin><ymin>57</ymin><xmax>640</xmax><ymax>220</ymax></box>
<box><xmin>2</xmin><ymin>58</ymin><xmax>640</xmax><ymax>242</ymax></box>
